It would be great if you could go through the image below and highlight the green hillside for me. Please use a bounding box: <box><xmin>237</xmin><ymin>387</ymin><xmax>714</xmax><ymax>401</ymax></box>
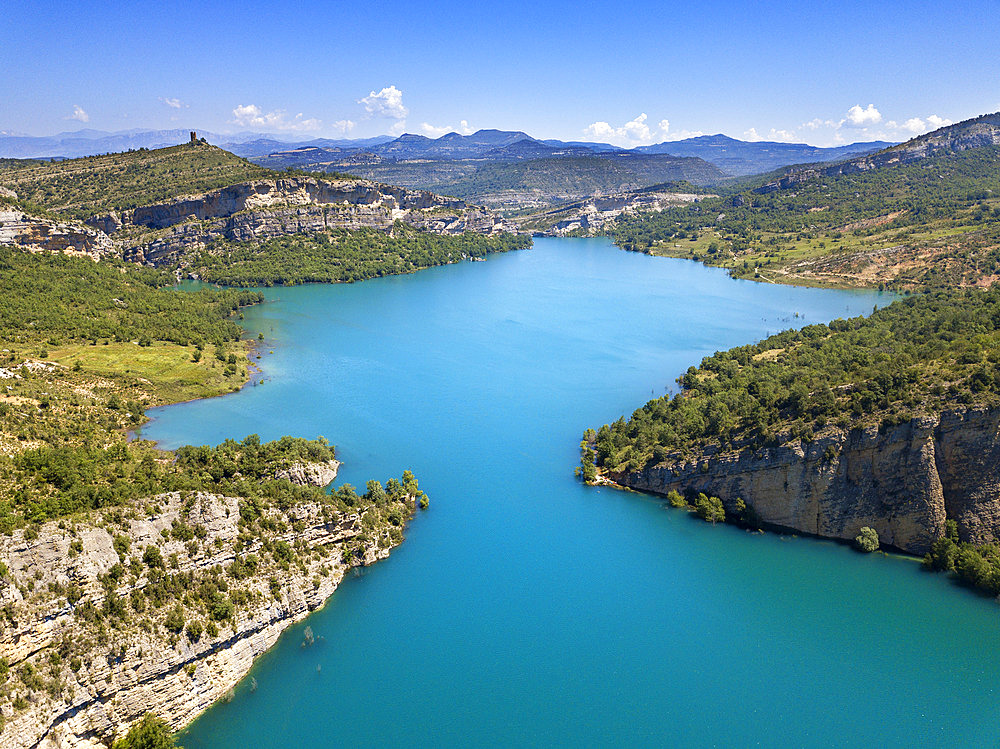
<box><xmin>191</xmin><ymin>226</ymin><xmax>532</xmax><ymax>286</ymax></box>
<box><xmin>0</xmin><ymin>140</ymin><xmax>274</xmax><ymax>219</ymax></box>
<box><xmin>610</xmin><ymin>141</ymin><xmax>1000</xmax><ymax>290</ymax></box>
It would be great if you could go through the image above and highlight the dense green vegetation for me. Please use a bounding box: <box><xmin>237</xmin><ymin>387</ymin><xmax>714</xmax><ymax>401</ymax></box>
<box><xmin>190</xmin><ymin>226</ymin><xmax>532</xmax><ymax>286</ymax></box>
<box><xmin>0</xmin><ymin>246</ymin><xmax>261</xmax><ymax>346</ymax></box>
<box><xmin>586</xmin><ymin>287</ymin><xmax>1000</xmax><ymax>475</ymax></box>
<box><xmin>0</xmin><ymin>141</ymin><xmax>273</xmax><ymax>219</ymax></box>
<box><xmin>610</xmin><ymin>145</ymin><xmax>1000</xmax><ymax>289</ymax></box>
<box><xmin>7</xmin><ymin>435</ymin><xmax>339</xmax><ymax>529</ymax></box>
<box><xmin>111</xmin><ymin>713</ymin><xmax>180</xmax><ymax>749</ymax></box>
<box><xmin>855</xmin><ymin>527</ymin><xmax>880</xmax><ymax>553</ymax></box>
<box><xmin>923</xmin><ymin>520</ymin><xmax>1000</xmax><ymax>597</ymax></box>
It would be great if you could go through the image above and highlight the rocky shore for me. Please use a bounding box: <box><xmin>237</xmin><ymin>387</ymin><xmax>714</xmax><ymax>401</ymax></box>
<box><xmin>0</xmin><ymin>478</ymin><xmax>410</xmax><ymax>748</ymax></box>
<box><xmin>610</xmin><ymin>407</ymin><xmax>1000</xmax><ymax>555</ymax></box>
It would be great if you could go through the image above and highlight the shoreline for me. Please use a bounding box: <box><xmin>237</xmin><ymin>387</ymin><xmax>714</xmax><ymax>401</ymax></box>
<box><xmin>0</xmin><ymin>298</ymin><xmax>416</xmax><ymax>749</ymax></box>
<box><xmin>0</xmin><ymin>489</ymin><xmax>407</xmax><ymax>749</ymax></box>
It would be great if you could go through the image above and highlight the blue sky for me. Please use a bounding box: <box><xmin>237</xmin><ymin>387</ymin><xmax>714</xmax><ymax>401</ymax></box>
<box><xmin>3</xmin><ymin>0</ymin><xmax>998</xmax><ymax>146</ymax></box>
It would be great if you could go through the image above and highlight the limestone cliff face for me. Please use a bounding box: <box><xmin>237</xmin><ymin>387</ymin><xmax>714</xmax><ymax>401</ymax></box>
<box><xmin>613</xmin><ymin>408</ymin><xmax>1000</xmax><ymax>555</ymax></box>
<box><xmin>80</xmin><ymin>177</ymin><xmax>513</xmax><ymax>265</ymax></box>
<box><xmin>274</xmin><ymin>459</ymin><xmax>340</xmax><ymax>487</ymax></box>
<box><xmin>535</xmin><ymin>191</ymin><xmax>708</xmax><ymax>237</ymax></box>
<box><xmin>0</xmin><ymin>208</ymin><xmax>114</xmax><ymax>258</ymax></box>
<box><xmin>0</xmin><ymin>491</ymin><xmax>404</xmax><ymax>749</ymax></box>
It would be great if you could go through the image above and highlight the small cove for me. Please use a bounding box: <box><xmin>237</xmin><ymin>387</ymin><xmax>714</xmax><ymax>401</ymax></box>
<box><xmin>141</xmin><ymin>238</ymin><xmax>1000</xmax><ymax>747</ymax></box>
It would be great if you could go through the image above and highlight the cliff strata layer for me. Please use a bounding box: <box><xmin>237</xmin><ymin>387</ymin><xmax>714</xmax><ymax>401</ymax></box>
<box><xmin>0</xmin><ymin>485</ymin><xmax>409</xmax><ymax>749</ymax></box>
<box><xmin>0</xmin><ymin>208</ymin><xmax>114</xmax><ymax>258</ymax></box>
<box><xmin>612</xmin><ymin>407</ymin><xmax>1000</xmax><ymax>555</ymax></box>
<box><xmin>79</xmin><ymin>177</ymin><xmax>514</xmax><ymax>265</ymax></box>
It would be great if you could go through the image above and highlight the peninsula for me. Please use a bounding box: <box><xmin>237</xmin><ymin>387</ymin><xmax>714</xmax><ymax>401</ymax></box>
<box><xmin>584</xmin><ymin>112</ymin><xmax>1000</xmax><ymax>597</ymax></box>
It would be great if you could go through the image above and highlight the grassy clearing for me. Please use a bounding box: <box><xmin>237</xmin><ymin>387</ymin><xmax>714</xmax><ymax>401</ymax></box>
<box><xmin>43</xmin><ymin>341</ymin><xmax>252</xmax><ymax>405</ymax></box>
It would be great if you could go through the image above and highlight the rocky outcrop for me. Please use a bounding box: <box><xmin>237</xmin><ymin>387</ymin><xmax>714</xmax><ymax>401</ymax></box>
<box><xmin>0</xmin><ymin>491</ymin><xmax>406</xmax><ymax>749</ymax></box>
<box><xmin>526</xmin><ymin>190</ymin><xmax>711</xmax><ymax>236</ymax></box>
<box><xmin>613</xmin><ymin>407</ymin><xmax>1000</xmax><ymax>555</ymax></box>
<box><xmin>754</xmin><ymin>112</ymin><xmax>1000</xmax><ymax>195</ymax></box>
<box><xmin>274</xmin><ymin>459</ymin><xmax>340</xmax><ymax>487</ymax></box>
<box><xmin>78</xmin><ymin>177</ymin><xmax>514</xmax><ymax>265</ymax></box>
<box><xmin>0</xmin><ymin>208</ymin><xmax>114</xmax><ymax>258</ymax></box>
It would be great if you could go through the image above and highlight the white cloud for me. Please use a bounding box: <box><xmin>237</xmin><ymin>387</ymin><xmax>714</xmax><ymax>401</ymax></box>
<box><xmin>420</xmin><ymin>119</ymin><xmax>475</xmax><ymax>138</ymax></box>
<box><xmin>845</xmin><ymin>104</ymin><xmax>882</xmax><ymax>127</ymax></box>
<box><xmin>160</xmin><ymin>97</ymin><xmax>186</xmax><ymax>109</ymax></box>
<box><xmin>231</xmin><ymin>104</ymin><xmax>321</xmax><ymax>132</ymax></box>
<box><xmin>888</xmin><ymin>114</ymin><xmax>953</xmax><ymax>136</ymax></box>
<box><xmin>661</xmin><ymin>128</ymin><xmax>705</xmax><ymax>142</ymax></box>
<box><xmin>743</xmin><ymin>127</ymin><xmax>796</xmax><ymax>143</ymax></box>
<box><xmin>388</xmin><ymin>120</ymin><xmax>407</xmax><ymax>137</ymax></box>
<box><xmin>359</xmin><ymin>85</ymin><xmax>408</xmax><ymax>119</ymax></box>
<box><xmin>793</xmin><ymin>106</ymin><xmax>954</xmax><ymax>146</ymax></box>
<box><xmin>420</xmin><ymin>122</ymin><xmax>450</xmax><ymax>137</ymax></box>
<box><xmin>331</xmin><ymin>119</ymin><xmax>355</xmax><ymax>135</ymax></box>
<box><xmin>66</xmin><ymin>105</ymin><xmax>89</xmax><ymax>123</ymax></box>
<box><xmin>584</xmin><ymin>113</ymin><xmax>666</xmax><ymax>146</ymax></box>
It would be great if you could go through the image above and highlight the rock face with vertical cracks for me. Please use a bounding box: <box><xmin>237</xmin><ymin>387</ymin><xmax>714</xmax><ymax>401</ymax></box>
<box><xmin>612</xmin><ymin>408</ymin><xmax>1000</xmax><ymax>555</ymax></box>
<box><xmin>0</xmin><ymin>491</ymin><xmax>407</xmax><ymax>749</ymax></box>
<box><xmin>79</xmin><ymin>177</ymin><xmax>516</xmax><ymax>265</ymax></box>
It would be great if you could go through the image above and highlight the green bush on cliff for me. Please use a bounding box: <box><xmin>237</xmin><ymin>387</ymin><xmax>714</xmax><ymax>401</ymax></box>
<box><xmin>666</xmin><ymin>490</ymin><xmax>688</xmax><ymax>508</ymax></box>
<box><xmin>855</xmin><ymin>527</ymin><xmax>880</xmax><ymax>553</ymax></box>
<box><xmin>694</xmin><ymin>493</ymin><xmax>725</xmax><ymax>524</ymax></box>
<box><xmin>923</xmin><ymin>520</ymin><xmax>1000</xmax><ymax>595</ymax></box>
<box><xmin>111</xmin><ymin>712</ymin><xmax>181</xmax><ymax>749</ymax></box>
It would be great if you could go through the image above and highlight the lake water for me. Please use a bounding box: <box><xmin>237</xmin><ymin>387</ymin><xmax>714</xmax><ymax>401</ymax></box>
<box><xmin>142</xmin><ymin>238</ymin><xmax>1000</xmax><ymax>747</ymax></box>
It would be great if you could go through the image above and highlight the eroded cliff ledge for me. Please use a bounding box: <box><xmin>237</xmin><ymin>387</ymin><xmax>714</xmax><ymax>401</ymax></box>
<box><xmin>0</xmin><ymin>207</ymin><xmax>113</xmax><ymax>259</ymax></box>
<box><xmin>0</xmin><ymin>486</ymin><xmax>412</xmax><ymax>749</ymax></box>
<box><xmin>611</xmin><ymin>407</ymin><xmax>1000</xmax><ymax>555</ymax></box>
<box><xmin>81</xmin><ymin>177</ymin><xmax>514</xmax><ymax>265</ymax></box>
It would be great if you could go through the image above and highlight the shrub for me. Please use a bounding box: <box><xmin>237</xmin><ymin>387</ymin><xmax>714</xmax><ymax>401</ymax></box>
<box><xmin>111</xmin><ymin>712</ymin><xmax>178</xmax><ymax>749</ymax></box>
<box><xmin>666</xmin><ymin>490</ymin><xmax>688</xmax><ymax>508</ymax></box>
<box><xmin>855</xmin><ymin>526</ymin><xmax>880</xmax><ymax>553</ymax></box>
<box><xmin>143</xmin><ymin>545</ymin><xmax>164</xmax><ymax>569</ymax></box>
<box><xmin>163</xmin><ymin>605</ymin><xmax>185</xmax><ymax>634</ymax></box>
<box><xmin>694</xmin><ymin>493</ymin><xmax>725</xmax><ymax>523</ymax></box>
<box><xmin>185</xmin><ymin>620</ymin><xmax>203</xmax><ymax>643</ymax></box>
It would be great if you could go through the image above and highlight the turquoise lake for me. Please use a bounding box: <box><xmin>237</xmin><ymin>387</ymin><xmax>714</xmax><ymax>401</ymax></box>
<box><xmin>142</xmin><ymin>237</ymin><xmax>1000</xmax><ymax>747</ymax></box>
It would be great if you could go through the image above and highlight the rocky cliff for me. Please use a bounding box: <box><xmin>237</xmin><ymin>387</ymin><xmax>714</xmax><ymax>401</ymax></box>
<box><xmin>612</xmin><ymin>407</ymin><xmax>1000</xmax><ymax>555</ymax></box>
<box><xmin>524</xmin><ymin>190</ymin><xmax>710</xmax><ymax>236</ymax></box>
<box><xmin>80</xmin><ymin>177</ymin><xmax>514</xmax><ymax>265</ymax></box>
<box><xmin>0</xmin><ymin>205</ymin><xmax>114</xmax><ymax>258</ymax></box>
<box><xmin>0</xmin><ymin>487</ymin><xmax>410</xmax><ymax>748</ymax></box>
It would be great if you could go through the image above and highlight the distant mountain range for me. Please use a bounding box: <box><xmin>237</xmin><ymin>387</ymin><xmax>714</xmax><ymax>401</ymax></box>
<box><xmin>635</xmin><ymin>134</ymin><xmax>894</xmax><ymax>176</ymax></box>
<box><xmin>0</xmin><ymin>127</ymin><xmax>892</xmax><ymax>178</ymax></box>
